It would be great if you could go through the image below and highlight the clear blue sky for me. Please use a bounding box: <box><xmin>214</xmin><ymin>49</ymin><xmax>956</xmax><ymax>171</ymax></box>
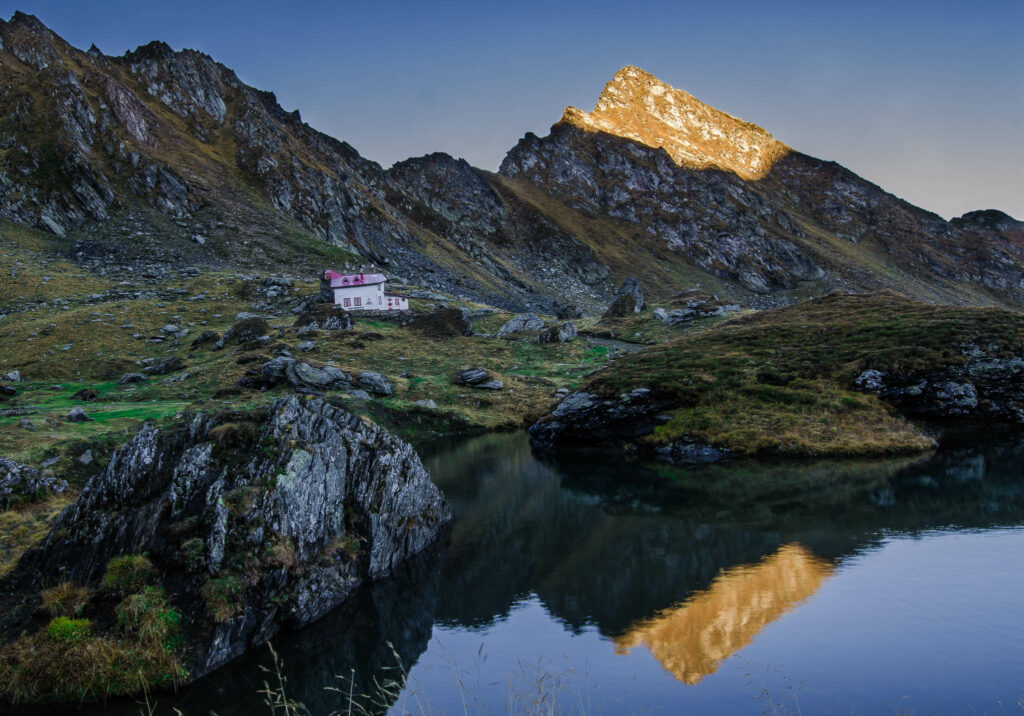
<box><xmin>4</xmin><ymin>1</ymin><xmax>1023</xmax><ymax>219</ymax></box>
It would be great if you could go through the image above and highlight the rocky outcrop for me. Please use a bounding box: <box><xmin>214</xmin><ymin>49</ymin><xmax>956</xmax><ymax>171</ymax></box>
<box><xmin>0</xmin><ymin>457</ymin><xmax>67</xmax><ymax>508</ymax></box>
<box><xmin>3</xmin><ymin>396</ymin><xmax>450</xmax><ymax>677</ymax></box>
<box><xmin>529</xmin><ymin>388</ymin><xmax>681</xmax><ymax>456</ymax></box>
<box><xmin>252</xmin><ymin>357</ymin><xmax>354</xmax><ymax>392</ymax></box>
<box><xmin>614</xmin><ymin>278</ymin><xmax>644</xmax><ymax>313</ymax></box>
<box><xmin>538</xmin><ymin>322</ymin><xmax>578</xmax><ymax>343</ymax></box>
<box><xmin>497</xmin><ymin>313</ymin><xmax>545</xmax><ymax>337</ymax></box>
<box><xmin>454</xmin><ymin>368</ymin><xmax>504</xmax><ymax>391</ymax></box>
<box><xmin>853</xmin><ymin>344</ymin><xmax>1024</xmax><ymax>423</ymax></box>
<box><xmin>403</xmin><ymin>308</ymin><xmax>472</xmax><ymax>339</ymax></box>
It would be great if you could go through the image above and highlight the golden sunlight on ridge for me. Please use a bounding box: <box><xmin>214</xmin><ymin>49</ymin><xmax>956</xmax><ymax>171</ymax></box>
<box><xmin>613</xmin><ymin>543</ymin><xmax>833</xmax><ymax>684</ymax></box>
<box><xmin>559</xmin><ymin>65</ymin><xmax>791</xmax><ymax>180</ymax></box>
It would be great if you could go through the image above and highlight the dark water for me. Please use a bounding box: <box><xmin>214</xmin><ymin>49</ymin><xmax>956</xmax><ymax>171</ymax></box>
<box><xmin>64</xmin><ymin>432</ymin><xmax>1024</xmax><ymax>715</ymax></box>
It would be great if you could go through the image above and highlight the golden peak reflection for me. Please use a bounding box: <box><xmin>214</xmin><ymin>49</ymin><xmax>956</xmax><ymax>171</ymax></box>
<box><xmin>613</xmin><ymin>543</ymin><xmax>833</xmax><ymax>684</ymax></box>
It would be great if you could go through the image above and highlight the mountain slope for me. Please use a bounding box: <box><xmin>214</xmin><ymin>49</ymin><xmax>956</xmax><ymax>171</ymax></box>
<box><xmin>0</xmin><ymin>14</ymin><xmax>1020</xmax><ymax>312</ymax></box>
<box><xmin>500</xmin><ymin>66</ymin><xmax>1024</xmax><ymax>307</ymax></box>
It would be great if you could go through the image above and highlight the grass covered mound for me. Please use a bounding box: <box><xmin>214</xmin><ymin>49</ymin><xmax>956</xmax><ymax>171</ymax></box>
<box><xmin>0</xmin><ymin>555</ymin><xmax>186</xmax><ymax>703</ymax></box>
<box><xmin>585</xmin><ymin>291</ymin><xmax>1024</xmax><ymax>457</ymax></box>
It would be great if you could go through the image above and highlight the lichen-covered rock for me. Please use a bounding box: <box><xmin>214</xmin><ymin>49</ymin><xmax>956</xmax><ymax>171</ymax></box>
<box><xmin>3</xmin><ymin>396</ymin><xmax>450</xmax><ymax>678</ymax></box>
<box><xmin>453</xmin><ymin>368</ymin><xmax>504</xmax><ymax>390</ymax></box>
<box><xmin>853</xmin><ymin>346</ymin><xmax>1024</xmax><ymax>422</ymax></box>
<box><xmin>497</xmin><ymin>313</ymin><xmax>545</xmax><ymax>337</ymax></box>
<box><xmin>359</xmin><ymin>371</ymin><xmax>392</xmax><ymax>396</ymax></box>
<box><xmin>0</xmin><ymin>457</ymin><xmax>68</xmax><ymax>507</ymax></box>
<box><xmin>538</xmin><ymin>322</ymin><xmax>578</xmax><ymax>343</ymax></box>
<box><xmin>252</xmin><ymin>357</ymin><xmax>354</xmax><ymax>393</ymax></box>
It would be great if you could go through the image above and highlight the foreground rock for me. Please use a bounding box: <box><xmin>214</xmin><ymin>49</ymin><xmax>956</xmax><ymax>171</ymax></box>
<box><xmin>1</xmin><ymin>395</ymin><xmax>451</xmax><ymax>693</ymax></box>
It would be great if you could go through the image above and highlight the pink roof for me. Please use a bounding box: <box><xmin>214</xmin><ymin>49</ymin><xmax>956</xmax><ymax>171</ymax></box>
<box><xmin>323</xmin><ymin>270</ymin><xmax>386</xmax><ymax>288</ymax></box>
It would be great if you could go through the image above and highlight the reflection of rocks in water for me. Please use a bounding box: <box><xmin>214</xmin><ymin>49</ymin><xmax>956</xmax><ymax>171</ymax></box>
<box><xmin>428</xmin><ymin>432</ymin><xmax>1024</xmax><ymax>649</ymax></box>
<box><xmin>614</xmin><ymin>543</ymin><xmax>833</xmax><ymax>684</ymax></box>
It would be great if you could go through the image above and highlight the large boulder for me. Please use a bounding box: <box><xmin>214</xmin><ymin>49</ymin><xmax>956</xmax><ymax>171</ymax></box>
<box><xmin>497</xmin><ymin>313</ymin><xmax>545</xmax><ymax>337</ymax></box>
<box><xmin>293</xmin><ymin>304</ymin><xmax>353</xmax><ymax>332</ymax></box>
<box><xmin>2</xmin><ymin>396</ymin><xmax>451</xmax><ymax>679</ymax></box>
<box><xmin>404</xmin><ymin>308</ymin><xmax>472</xmax><ymax>339</ymax></box>
<box><xmin>614</xmin><ymin>278</ymin><xmax>644</xmax><ymax>313</ymax></box>
<box><xmin>253</xmin><ymin>357</ymin><xmax>354</xmax><ymax>393</ymax></box>
<box><xmin>359</xmin><ymin>371</ymin><xmax>393</xmax><ymax>396</ymax></box>
<box><xmin>538</xmin><ymin>322</ymin><xmax>577</xmax><ymax>344</ymax></box>
<box><xmin>220</xmin><ymin>317</ymin><xmax>270</xmax><ymax>347</ymax></box>
<box><xmin>528</xmin><ymin>388</ymin><xmax>715</xmax><ymax>463</ymax></box>
<box><xmin>453</xmin><ymin>368</ymin><xmax>504</xmax><ymax>390</ymax></box>
<box><xmin>144</xmin><ymin>356</ymin><xmax>186</xmax><ymax>375</ymax></box>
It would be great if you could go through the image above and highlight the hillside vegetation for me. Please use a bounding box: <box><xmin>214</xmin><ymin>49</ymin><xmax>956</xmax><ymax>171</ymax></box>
<box><xmin>583</xmin><ymin>291</ymin><xmax>1024</xmax><ymax>456</ymax></box>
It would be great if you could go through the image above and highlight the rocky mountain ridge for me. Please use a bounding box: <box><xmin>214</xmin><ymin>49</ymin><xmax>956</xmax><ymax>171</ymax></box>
<box><xmin>0</xmin><ymin>12</ymin><xmax>1021</xmax><ymax>312</ymax></box>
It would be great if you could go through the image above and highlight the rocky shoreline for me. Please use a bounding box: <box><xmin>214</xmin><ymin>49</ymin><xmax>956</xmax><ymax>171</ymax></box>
<box><xmin>0</xmin><ymin>395</ymin><xmax>450</xmax><ymax>701</ymax></box>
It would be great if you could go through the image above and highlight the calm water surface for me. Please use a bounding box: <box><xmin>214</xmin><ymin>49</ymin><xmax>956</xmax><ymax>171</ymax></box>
<box><xmin>76</xmin><ymin>432</ymin><xmax>1024</xmax><ymax>715</ymax></box>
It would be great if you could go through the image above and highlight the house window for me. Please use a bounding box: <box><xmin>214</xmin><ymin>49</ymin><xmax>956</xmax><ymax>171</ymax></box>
<box><xmin>343</xmin><ymin>298</ymin><xmax>351</xmax><ymax>308</ymax></box>
<box><xmin>354</xmin><ymin>297</ymin><xmax>361</xmax><ymax>307</ymax></box>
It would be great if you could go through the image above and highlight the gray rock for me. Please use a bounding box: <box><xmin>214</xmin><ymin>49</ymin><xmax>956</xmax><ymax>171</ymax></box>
<box><xmin>8</xmin><ymin>396</ymin><xmax>450</xmax><ymax>678</ymax></box>
<box><xmin>538</xmin><ymin>322</ymin><xmax>578</xmax><ymax>343</ymax></box>
<box><xmin>453</xmin><ymin>368</ymin><xmax>504</xmax><ymax>390</ymax></box>
<box><xmin>347</xmin><ymin>390</ymin><xmax>372</xmax><ymax>401</ymax></box>
<box><xmin>1</xmin><ymin>456</ymin><xmax>68</xmax><ymax>507</ymax></box>
<box><xmin>119</xmin><ymin>372</ymin><xmax>148</xmax><ymax>384</ymax></box>
<box><xmin>2</xmin><ymin>370</ymin><xmax>22</xmax><ymax>382</ymax></box>
<box><xmin>144</xmin><ymin>356</ymin><xmax>186</xmax><ymax>375</ymax></box>
<box><xmin>614</xmin><ymin>277</ymin><xmax>644</xmax><ymax>313</ymax></box>
<box><xmin>359</xmin><ymin>371</ymin><xmax>393</xmax><ymax>396</ymax></box>
<box><xmin>413</xmin><ymin>399</ymin><xmax>438</xmax><ymax>410</ymax></box>
<box><xmin>67</xmin><ymin>406</ymin><xmax>93</xmax><ymax>422</ymax></box>
<box><xmin>529</xmin><ymin>387</ymin><xmax>678</xmax><ymax>459</ymax></box>
<box><xmin>18</xmin><ymin>417</ymin><xmax>36</xmax><ymax>431</ymax></box>
<box><xmin>497</xmin><ymin>313</ymin><xmax>545</xmax><ymax>337</ymax></box>
<box><xmin>295</xmin><ymin>340</ymin><xmax>317</xmax><ymax>352</ymax></box>
<box><xmin>77</xmin><ymin>449</ymin><xmax>93</xmax><ymax>466</ymax></box>
<box><xmin>162</xmin><ymin>324</ymin><xmax>179</xmax><ymax>334</ymax></box>
<box><xmin>254</xmin><ymin>358</ymin><xmax>354</xmax><ymax>393</ymax></box>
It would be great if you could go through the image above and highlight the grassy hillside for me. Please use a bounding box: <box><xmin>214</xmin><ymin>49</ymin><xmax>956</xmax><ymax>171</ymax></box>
<box><xmin>584</xmin><ymin>291</ymin><xmax>1024</xmax><ymax>457</ymax></box>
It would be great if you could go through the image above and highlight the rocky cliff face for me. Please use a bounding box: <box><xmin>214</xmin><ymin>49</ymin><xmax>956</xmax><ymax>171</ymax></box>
<box><xmin>501</xmin><ymin>67</ymin><xmax>1024</xmax><ymax>306</ymax></box>
<box><xmin>2</xmin><ymin>395</ymin><xmax>450</xmax><ymax>677</ymax></box>
<box><xmin>559</xmin><ymin>66</ymin><xmax>790</xmax><ymax>181</ymax></box>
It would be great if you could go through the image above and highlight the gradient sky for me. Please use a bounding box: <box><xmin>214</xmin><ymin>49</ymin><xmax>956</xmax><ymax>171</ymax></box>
<box><xmin>4</xmin><ymin>1</ymin><xmax>1023</xmax><ymax>219</ymax></box>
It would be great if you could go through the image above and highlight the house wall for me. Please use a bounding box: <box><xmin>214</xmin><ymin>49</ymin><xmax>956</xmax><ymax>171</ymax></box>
<box><xmin>333</xmin><ymin>283</ymin><xmax>384</xmax><ymax>310</ymax></box>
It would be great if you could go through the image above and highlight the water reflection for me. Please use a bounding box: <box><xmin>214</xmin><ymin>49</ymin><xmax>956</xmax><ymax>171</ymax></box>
<box><xmin>42</xmin><ymin>432</ymin><xmax>1024</xmax><ymax>714</ymax></box>
<box><xmin>613</xmin><ymin>543</ymin><xmax>833</xmax><ymax>684</ymax></box>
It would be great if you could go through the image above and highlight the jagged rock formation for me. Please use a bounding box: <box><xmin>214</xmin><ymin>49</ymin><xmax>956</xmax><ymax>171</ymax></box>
<box><xmin>560</xmin><ymin>66</ymin><xmax>790</xmax><ymax>181</ymax></box>
<box><xmin>1</xmin><ymin>395</ymin><xmax>450</xmax><ymax>678</ymax></box>
<box><xmin>0</xmin><ymin>13</ymin><xmax>1020</xmax><ymax>312</ymax></box>
<box><xmin>500</xmin><ymin>66</ymin><xmax>1024</xmax><ymax>306</ymax></box>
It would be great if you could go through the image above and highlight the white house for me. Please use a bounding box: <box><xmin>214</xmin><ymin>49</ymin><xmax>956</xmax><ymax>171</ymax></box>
<box><xmin>320</xmin><ymin>270</ymin><xmax>409</xmax><ymax>311</ymax></box>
